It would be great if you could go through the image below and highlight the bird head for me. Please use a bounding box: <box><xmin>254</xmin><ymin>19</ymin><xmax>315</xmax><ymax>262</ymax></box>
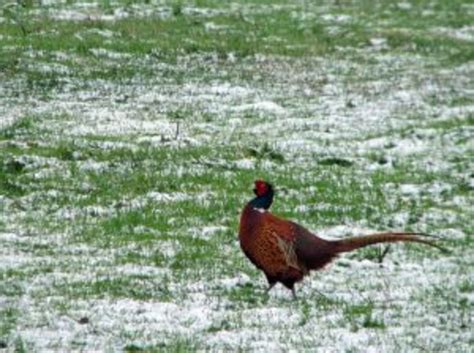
<box><xmin>253</xmin><ymin>180</ymin><xmax>273</xmax><ymax>197</ymax></box>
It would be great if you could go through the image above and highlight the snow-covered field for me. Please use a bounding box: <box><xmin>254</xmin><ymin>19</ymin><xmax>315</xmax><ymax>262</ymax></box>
<box><xmin>1</xmin><ymin>0</ymin><xmax>473</xmax><ymax>351</ymax></box>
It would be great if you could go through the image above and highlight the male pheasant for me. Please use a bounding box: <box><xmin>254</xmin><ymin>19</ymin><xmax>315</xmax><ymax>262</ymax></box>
<box><xmin>239</xmin><ymin>180</ymin><xmax>446</xmax><ymax>298</ymax></box>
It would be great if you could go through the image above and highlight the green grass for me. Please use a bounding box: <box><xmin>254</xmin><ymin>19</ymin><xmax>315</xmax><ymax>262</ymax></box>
<box><xmin>224</xmin><ymin>282</ymin><xmax>269</xmax><ymax>306</ymax></box>
<box><xmin>1</xmin><ymin>0</ymin><xmax>472</xmax><ymax>92</ymax></box>
<box><xmin>0</xmin><ymin>307</ymin><xmax>19</xmax><ymax>339</ymax></box>
<box><xmin>344</xmin><ymin>302</ymin><xmax>386</xmax><ymax>331</ymax></box>
<box><xmin>123</xmin><ymin>339</ymin><xmax>198</xmax><ymax>352</ymax></box>
<box><xmin>54</xmin><ymin>275</ymin><xmax>172</xmax><ymax>301</ymax></box>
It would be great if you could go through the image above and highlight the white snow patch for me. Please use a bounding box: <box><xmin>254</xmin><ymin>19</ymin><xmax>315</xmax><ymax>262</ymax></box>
<box><xmin>449</xmin><ymin>195</ymin><xmax>470</xmax><ymax>208</ymax></box>
<box><xmin>182</xmin><ymin>7</ymin><xmax>226</xmax><ymax>18</ymax></box>
<box><xmin>369</xmin><ymin>37</ymin><xmax>389</xmax><ymax>50</ymax></box>
<box><xmin>390</xmin><ymin>137</ymin><xmax>431</xmax><ymax>155</ymax></box>
<box><xmin>390</xmin><ymin>211</ymin><xmax>410</xmax><ymax>228</ymax></box>
<box><xmin>48</xmin><ymin>7</ymin><xmax>130</xmax><ymax>21</ymax></box>
<box><xmin>321</xmin><ymin>14</ymin><xmax>352</xmax><ymax>23</ymax></box>
<box><xmin>241</xmin><ymin>307</ymin><xmax>299</xmax><ymax>326</ymax></box>
<box><xmin>156</xmin><ymin>240</ymin><xmax>181</xmax><ymax>258</ymax></box>
<box><xmin>67</xmin><ymin>112</ymin><xmax>176</xmax><ymax>137</ymax></box>
<box><xmin>32</xmin><ymin>62</ymin><xmax>71</xmax><ymax>75</ymax></box>
<box><xmin>94</xmin><ymin>298</ymin><xmax>216</xmax><ymax>334</ymax></box>
<box><xmin>89</xmin><ymin>48</ymin><xmax>132</xmax><ymax>60</ymax></box>
<box><xmin>78</xmin><ymin>159</ymin><xmax>109</xmax><ymax>172</ymax></box>
<box><xmin>201</xmin><ymin>225</ymin><xmax>228</xmax><ymax>236</ymax></box>
<box><xmin>115</xmin><ymin>264</ymin><xmax>171</xmax><ymax>277</ymax></box>
<box><xmin>0</xmin><ymin>252</ymin><xmax>34</xmax><ymax>268</ymax></box>
<box><xmin>318</xmin><ymin>225</ymin><xmax>377</xmax><ymax>239</ymax></box>
<box><xmin>84</xmin><ymin>28</ymin><xmax>116</xmax><ymax>38</ymax></box>
<box><xmin>420</xmin><ymin>208</ymin><xmax>459</xmax><ymax>225</ymax></box>
<box><xmin>234</xmin><ymin>158</ymin><xmax>255</xmax><ymax>170</ymax></box>
<box><xmin>208</xmin><ymin>83</ymin><xmax>251</xmax><ymax>97</ymax></box>
<box><xmin>0</xmin><ymin>242</ymin><xmax>35</xmax><ymax>269</ymax></box>
<box><xmin>10</xmin><ymin>155</ymin><xmax>63</xmax><ymax>171</ymax></box>
<box><xmin>188</xmin><ymin>225</ymin><xmax>228</xmax><ymax>240</ymax></box>
<box><xmin>397</xmin><ymin>2</ymin><xmax>412</xmax><ymax>10</ymax></box>
<box><xmin>218</xmin><ymin>273</ymin><xmax>251</xmax><ymax>289</ymax></box>
<box><xmin>83</xmin><ymin>205</ymin><xmax>112</xmax><ymax>217</ymax></box>
<box><xmin>233</xmin><ymin>101</ymin><xmax>286</xmax><ymax>114</ymax></box>
<box><xmin>400</xmin><ymin>184</ymin><xmax>421</xmax><ymax>195</ymax></box>
<box><xmin>204</xmin><ymin>22</ymin><xmax>229</xmax><ymax>31</ymax></box>
<box><xmin>0</xmin><ymin>232</ymin><xmax>21</xmax><ymax>242</ymax></box>
<box><xmin>55</xmin><ymin>205</ymin><xmax>112</xmax><ymax>220</ymax></box>
<box><xmin>146</xmin><ymin>191</ymin><xmax>190</xmax><ymax>203</ymax></box>
<box><xmin>432</xmin><ymin>25</ymin><xmax>474</xmax><ymax>42</ymax></box>
<box><xmin>438</xmin><ymin>228</ymin><xmax>465</xmax><ymax>240</ymax></box>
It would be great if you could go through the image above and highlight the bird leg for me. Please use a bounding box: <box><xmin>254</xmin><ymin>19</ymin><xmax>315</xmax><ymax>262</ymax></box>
<box><xmin>291</xmin><ymin>287</ymin><xmax>297</xmax><ymax>300</ymax></box>
<box><xmin>266</xmin><ymin>282</ymin><xmax>276</xmax><ymax>294</ymax></box>
<box><xmin>377</xmin><ymin>245</ymin><xmax>391</xmax><ymax>264</ymax></box>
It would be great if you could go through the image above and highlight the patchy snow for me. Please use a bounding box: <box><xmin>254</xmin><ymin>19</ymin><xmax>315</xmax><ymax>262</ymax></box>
<box><xmin>397</xmin><ymin>2</ymin><xmax>412</xmax><ymax>10</ymax></box>
<box><xmin>89</xmin><ymin>48</ymin><xmax>132</xmax><ymax>60</ymax></box>
<box><xmin>234</xmin><ymin>158</ymin><xmax>255</xmax><ymax>170</ymax></box>
<box><xmin>115</xmin><ymin>264</ymin><xmax>171</xmax><ymax>277</ymax></box>
<box><xmin>1</xmin><ymin>1</ymin><xmax>472</xmax><ymax>352</ymax></box>
<box><xmin>321</xmin><ymin>14</ymin><xmax>352</xmax><ymax>23</ymax></box>
<box><xmin>219</xmin><ymin>273</ymin><xmax>251</xmax><ymax>289</ymax></box>
<box><xmin>399</xmin><ymin>183</ymin><xmax>421</xmax><ymax>195</ymax></box>
<box><xmin>420</xmin><ymin>208</ymin><xmax>459</xmax><ymax>225</ymax></box>
<box><xmin>232</xmin><ymin>101</ymin><xmax>286</xmax><ymax>114</ymax></box>
<box><xmin>78</xmin><ymin>159</ymin><xmax>109</xmax><ymax>173</ymax></box>
<box><xmin>204</xmin><ymin>22</ymin><xmax>229</xmax><ymax>32</ymax></box>
<box><xmin>32</xmin><ymin>62</ymin><xmax>71</xmax><ymax>75</ymax></box>
<box><xmin>83</xmin><ymin>28</ymin><xmax>117</xmax><ymax>38</ymax></box>
<box><xmin>0</xmin><ymin>232</ymin><xmax>21</xmax><ymax>242</ymax></box>
<box><xmin>0</xmin><ymin>254</ymin><xmax>34</xmax><ymax>269</ymax></box>
<box><xmin>48</xmin><ymin>7</ymin><xmax>131</xmax><ymax>21</ymax></box>
<box><xmin>318</xmin><ymin>225</ymin><xmax>379</xmax><ymax>239</ymax></box>
<box><xmin>156</xmin><ymin>240</ymin><xmax>182</xmax><ymax>258</ymax></box>
<box><xmin>147</xmin><ymin>191</ymin><xmax>203</xmax><ymax>203</ymax></box>
<box><xmin>188</xmin><ymin>225</ymin><xmax>228</xmax><ymax>240</ymax></box>
<box><xmin>369</xmin><ymin>37</ymin><xmax>389</xmax><ymax>50</ymax></box>
<box><xmin>432</xmin><ymin>25</ymin><xmax>474</xmax><ymax>42</ymax></box>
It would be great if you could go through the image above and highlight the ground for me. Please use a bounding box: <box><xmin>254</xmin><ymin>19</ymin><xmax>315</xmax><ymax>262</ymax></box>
<box><xmin>0</xmin><ymin>0</ymin><xmax>473</xmax><ymax>352</ymax></box>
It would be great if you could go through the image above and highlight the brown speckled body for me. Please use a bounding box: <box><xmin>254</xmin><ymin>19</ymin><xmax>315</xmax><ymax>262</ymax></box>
<box><xmin>239</xmin><ymin>180</ymin><xmax>446</xmax><ymax>297</ymax></box>
<box><xmin>239</xmin><ymin>204</ymin><xmax>335</xmax><ymax>290</ymax></box>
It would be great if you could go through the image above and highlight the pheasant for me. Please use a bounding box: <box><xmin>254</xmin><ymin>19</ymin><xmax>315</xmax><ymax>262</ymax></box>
<box><xmin>239</xmin><ymin>180</ymin><xmax>446</xmax><ymax>298</ymax></box>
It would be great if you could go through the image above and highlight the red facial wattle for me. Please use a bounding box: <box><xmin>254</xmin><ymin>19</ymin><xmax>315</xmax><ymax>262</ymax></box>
<box><xmin>254</xmin><ymin>180</ymin><xmax>268</xmax><ymax>196</ymax></box>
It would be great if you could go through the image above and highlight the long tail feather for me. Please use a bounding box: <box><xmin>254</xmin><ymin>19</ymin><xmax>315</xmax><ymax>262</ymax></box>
<box><xmin>331</xmin><ymin>232</ymin><xmax>448</xmax><ymax>253</ymax></box>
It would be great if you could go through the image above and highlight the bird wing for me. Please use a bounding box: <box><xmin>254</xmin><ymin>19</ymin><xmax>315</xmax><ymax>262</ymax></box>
<box><xmin>262</xmin><ymin>213</ymin><xmax>307</xmax><ymax>273</ymax></box>
<box><xmin>275</xmin><ymin>233</ymin><xmax>300</xmax><ymax>270</ymax></box>
<box><xmin>264</xmin><ymin>212</ymin><xmax>297</xmax><ymax>241</ymax></box>
<box><xmin>263</xmin><ymin>213</ymin><xmax>336</xmax><ymax>271</ymax></box>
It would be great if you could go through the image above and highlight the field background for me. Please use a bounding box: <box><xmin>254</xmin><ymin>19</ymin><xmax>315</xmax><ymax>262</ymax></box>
<box><xmin>0</xmin><ymin>0</ymin><xmax>473</xmax><ymax>351</ymax></box>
